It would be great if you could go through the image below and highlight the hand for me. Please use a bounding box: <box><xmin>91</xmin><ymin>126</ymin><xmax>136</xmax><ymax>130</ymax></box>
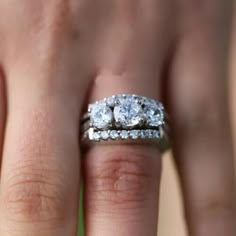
<box><xmin>0</xmin><ymin>0</ymin><xmax>235</xmax><ymax>235</ymax></box>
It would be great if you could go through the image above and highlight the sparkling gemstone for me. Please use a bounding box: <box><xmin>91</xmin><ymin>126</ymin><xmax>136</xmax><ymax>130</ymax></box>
<box><xmin>110</xmin><ymin>130</ymin><xmax>119</xmax><ymax>139</ymax></box>
<box><xmin>144</xmin><ymin>101</ymin><xmax>164</xmax><ymax>127</ymax></box>
<box><xmin>93</xmin><ymin>132</ymin><xmax>100</xmax><ymax>141</ymax></box>
<box><xmin>147</xmin><ymin>130</ymin><xmax>154</xmax><ymax>138</ymax></box>
<box><xmin>90</xmin><ymin>103</ymin><xmax>113</xmax><ymax>129</ymax></box>
<box><xmin>116</xmin><ymin>95</ymin><xmax>127</xmax><ymax>104</ymax></box>
<box><xmin>151</xmin><ymin>130</ymin><xmax>158</xmax><ymax>138</ymax></box>
<box><xmin>140</xmin><ymin>130</ymin><xmax>147</xmax><ymax>139</ymax></box>
<box><xmin>114</xmin><ymin>98</ymin><xmax>143</xmax><ymax>128</ymax></box>
<box><xmin>106</xmin><ymin>96</ymin><xmax>116</xmax><ymax>107</ymax></box>
<box><xmin>100</xmin><ymin>131</ymin><xmax>109</xmax><ymax>140</ymax></box>
<box><xmin>130</xmin><ymin>130</ymin><xmax>140</xmax><ymax>139</ymax></box>
<box><xmin>159</xmin><ymin>103</ymin><xmax>164</xmax><ymax>110</ymax></box>
<box><xmin>146</xmin><ymin>109</ymin><xmax>163</xmax><ymax>126</ymax></box>
<box><xmin>120</xmin><ymin>130</ymin><xmax>129</xmax><ymax>139</ymax></box>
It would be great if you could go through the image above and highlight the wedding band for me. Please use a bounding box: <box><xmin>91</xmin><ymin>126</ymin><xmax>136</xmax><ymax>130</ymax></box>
<box><xmin>81</xmin><ymin>94</ymin><xmax>170</xmax><ymax>152</ymax></box>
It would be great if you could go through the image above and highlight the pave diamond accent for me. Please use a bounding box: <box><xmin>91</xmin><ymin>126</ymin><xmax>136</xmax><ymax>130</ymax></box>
<box><xmin>92</xmin><ymin>131</ymin><xmax>101</xmax><ymax>141</ymax></box>
<box><xmin>153</xmin><ymin>130</ymin><xmax>160</xmax><ymax>138</ymax></box>
<box><xmin>100</xmin><ymin>131</ymin><xmax>109</xmax><ymax>140</ymax></box>
<box><xmin>120</xmin><ymin>130</ymin><xmax>129</xmax><ymax>139</ymax></box>
<box><xmin>90</xmin><ymin>103</ymin><xmax>113</xmax><ymax>129</ymax></box>
<box><xmin>110</xmin><ymin>130</ymin><xmax>119</xmax><ymax>139</ymax></box>
<box><xmin>130</xmin><ymin>130</ymin><xmax>140</xmax><ymax>139</ymax></box>
<box><xmin>90</xmin><ymin>129</ymin><xmax>160</xmax><ymax>141</ymax></box>
<box><xmin>114</xmin><ymin>98</ymin><xmax>143</xmax><ymax>128</ymax></box>
<box><xmin>147</xmin><ymin>130</ymin><xmax>153</xmax><ymax>138</ymax></box>
<box><xmin>106</xmin><ymin>96</ymin><xmax>116</xmax><ymax>107</ymax></box>
<box><xmin>140</xmin><ymin>130</ymin><xmax>147</xmax><ymax>139</ymax></box>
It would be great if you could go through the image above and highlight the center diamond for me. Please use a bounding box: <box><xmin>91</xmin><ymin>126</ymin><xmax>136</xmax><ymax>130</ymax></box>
<box><xmin>114</xmin><ymin>99</ymin><xmax>143</xmax><ymax>128</ymax></box>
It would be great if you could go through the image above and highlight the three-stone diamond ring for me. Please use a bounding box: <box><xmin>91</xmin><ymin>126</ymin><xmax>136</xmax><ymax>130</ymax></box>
<box><xmin>81</xmin><ymin>94</ymin><xmax>170</xmax><ymax>152</ymax></box>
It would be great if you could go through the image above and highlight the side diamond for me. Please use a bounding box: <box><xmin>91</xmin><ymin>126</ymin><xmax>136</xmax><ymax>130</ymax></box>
<box><xmin>90</xmin><ymin>103</ymin><xmax>113</xmax><ymax>129</ymax></box>
<box><xmin>144</xmin><ymin>101</ymin><xmax>164</xmax><ymax>127</ymax></box>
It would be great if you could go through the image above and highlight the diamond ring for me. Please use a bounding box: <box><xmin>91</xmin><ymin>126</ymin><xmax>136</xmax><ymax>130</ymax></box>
<box><xmin>81</xmin><ymin>94</ymin><xmax>170</xmax><ymax>152</ymax></box>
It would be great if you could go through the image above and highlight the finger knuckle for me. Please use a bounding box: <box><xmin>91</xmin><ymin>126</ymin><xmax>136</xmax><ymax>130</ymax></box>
<box><xmin>85</xmin><ymin>148</ymin><xmax>160</xmax><ymax>214</ymax></box>
<box><xmin>178</xmin><ymin>94</ymin><xmax>226</xmax><ymax>135</ymax></box>
<box><xmin>196</xmin><ymin>198</ymin><xmax>236</xmax><ymax>221</ymax></box>
<box><xmin>3</xmin><ymin>160</ymin><xmax>66</xmax><ymax>225</ymax></box>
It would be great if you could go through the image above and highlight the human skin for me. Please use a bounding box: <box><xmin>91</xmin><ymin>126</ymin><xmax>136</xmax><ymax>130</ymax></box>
<box><xmin>0</xmin><ymin>1</ymin><xmax>235</xmax><ymax>236</ymax></box>
<box><xmin>159</xmin><ymin>12</ymin><xmax>236</xmax><ymax>236</ymax></box>
<box><xmin>231</xmin><ymin>15</ymin><xmax>236</xmax><ymax>152</ymax></box>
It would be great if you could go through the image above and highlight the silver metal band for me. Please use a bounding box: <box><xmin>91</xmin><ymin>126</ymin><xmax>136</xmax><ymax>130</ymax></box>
<box><xmin>81</xmin><ymin>94</ymin><xmax>170</xmax><ymax>152</ymax></box>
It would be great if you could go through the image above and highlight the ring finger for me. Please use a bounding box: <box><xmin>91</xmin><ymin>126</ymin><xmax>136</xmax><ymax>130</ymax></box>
<box><xmin>82</xmin><ymin>1</ymin><xmax>175</xmax><ymax>235</ymax></box>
